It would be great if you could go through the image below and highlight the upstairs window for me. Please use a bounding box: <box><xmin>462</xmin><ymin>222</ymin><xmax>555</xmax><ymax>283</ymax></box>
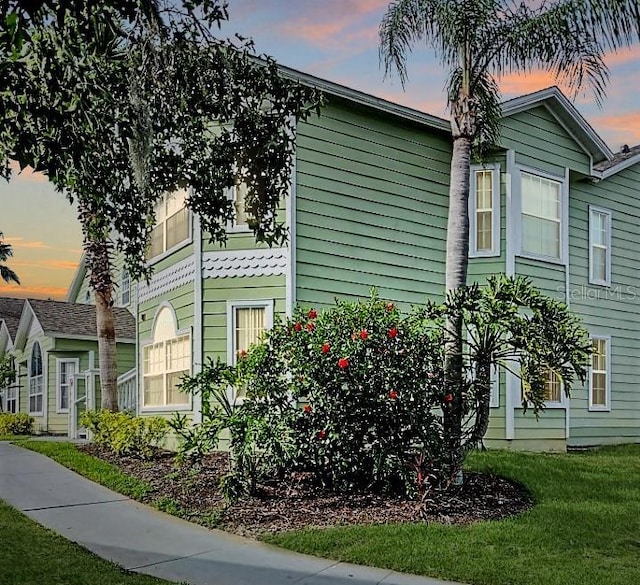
<box><xmin>29</xmin><ymin>342</ymin><xmax>43</xmax><ymax>414</ymax></box>
<box><xmin>120</xmin><ymin>270</ymin><xmax>131</xmax><ymax>307</ymax></box>
<box><xmin>469</xmin><ymin>166</ymin><xmax>500</xmax><ymax>257</ymax></box>
<box><xmin>146</xmin><ymin>189</ymin><xmax>190</xmax><ymax>260</ymax></box>
<box><xmin>521</xmin><ymin>172</ymin><xmax>562</xmax><ymax>260</ymax></box>
<box><xmin>589</xmin><ymin>207</ymin><xmax>612</xmax><ymax>286</ymax></box>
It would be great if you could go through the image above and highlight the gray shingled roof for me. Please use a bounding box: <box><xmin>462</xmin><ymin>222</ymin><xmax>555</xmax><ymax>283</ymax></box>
<box><xmin>27</xmin><ymin>299</ymin><xmax>135</xmax><ymax>340</ymax></box>
<box><xmin>594</xmin><ymin>144</ymin><xmax>640</xmax><ymax>172</ymax></box>
<box><xmin>0</xmin><ymin>297</ymin><xmax>26</xmax><ymax>340</ymax></box>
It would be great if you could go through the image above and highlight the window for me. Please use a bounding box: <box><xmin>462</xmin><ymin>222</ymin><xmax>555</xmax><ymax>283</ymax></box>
<box><xmin>5</xmin><ymin>385</ymin><xmax>17</xmax><ymax>413</ymax></box>
<box><xmin>227</xmin><ymin>178</ymin><xmax>252</xmax><ymax>232</ymax></box>
<box><xmin>29</xmin><ymin>342</ymin><xmax>43</xmax><ymax>414</ymax></box>
<box><xmin>57</xmin><ymin>360</ymin><xmax>76</xmax><ymax>413</ymax></box>
<box><xmin>521</xmin><ymin>172</ymin><xmax>563</xmax><ymax>260</ymax></box>
<box><xmin>589</xmin><ymin>207</ymin><xmax>612</xmax><ymax>286</ymax></box>
<box><xmin>227</xmin><ymin>301</ymin><xmax>274</xmax><ymax>397</ymax></box>
<box><xmin>146</xmin><ymin>189</ymin><xmax>190</xmax><ymax>260</ymax></box>
<box><xmin>120</xmin><ymin>270</ymin><xmax>131</xmax><ymax>306</ymax></box>
<box><xmin>590</xmin><ymin>336</ymin><xmax>610</xmax><ymax>410</ymax></box>
<box><xmin>142</xmin><ymin>306</ymin><xmax>190</xmax><ymax>408</ymax></box>
<box><xmin>469</xmin><ymin>166</ymin><xmax>500</xmax><ymax>257</ymax></box>
<box><xmin>544</xmin><ymin>369</ymin><xmax>562</xmax><ymax>403</ymax></box>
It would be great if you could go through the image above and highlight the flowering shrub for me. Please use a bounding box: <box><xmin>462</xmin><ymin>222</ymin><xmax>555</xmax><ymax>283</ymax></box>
<box><xmin>233</xmin><ymin>295</ymin><xmax>447</xmax><ymax>495</ymax></box>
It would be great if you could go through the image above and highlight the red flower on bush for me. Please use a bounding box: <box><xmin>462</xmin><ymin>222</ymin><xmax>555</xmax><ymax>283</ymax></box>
<box><xmin>427</xmin><ymin>371</ymin><xmax>435</xmax><ymax>379</ymax></box>
<box><xmin>359</xmin><ymin>329</ymin><xmax>368</xmax><ymax>340</ymax></box>
<box><xmin>321</xmin><ymin>342</ymin><xmax>331</xmax><ymax>354</ymax></box>
<box><xmin>308</xmin><ymin>309</ymin><xmax>318</xmax><ymax>319</ymax></box>
<box><xmin>307</xmin><ymin>322</ymin><xmax>315</xmax><ymax>332</ymax></box>
<box><xmin>317</xmin><ymin>429</ymin><xmax>326</xmax><ymax>439</ymax></box>
<box><xmin>338</xmin><ymin>357</ymin><xmax>349</xmax><ymax>369</ymax></box>
<box><xmin>444</xmin><ymin>393</ymin><xmax>454</xmax><ymax>403</ymax></box>
<box><xmin>386</xmin><ymin>303</ymin><xmax>395</xmax><ymax>312</ymax></box>
<box><xmin>303</xmin><ymin>404</ymin><xmax>312</xmax><ymax>413</ymax></box>
<box><xmin>237</xmin><ymin>349</ymin><xmax>247</xmax><ymax>359</ymax></box>
<box><xmin>389</xmin><ymin>390</ymin><xmax>398</xmax><ymax>400</ymax></box>
<box><xmin>388</xmin><ymin>327</ymin><xmax>398</xmax><ymax>339</ymax></box>
<box><xmin>294</xmin><ymin>322</ymin><xmax>302</xmax><ymax>332</ymax></box>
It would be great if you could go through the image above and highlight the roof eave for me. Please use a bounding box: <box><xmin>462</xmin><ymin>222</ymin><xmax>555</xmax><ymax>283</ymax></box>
<box><xmin>277</xmin><ymin>64</ymin><xmax>451</xmax><ymax>135</ymax></box>
<box><xmin>500</xmin><ymin>87</ymin><xmax>612</xmax><ymax>164</ymax></box>
<box><xmin>66</xmin><ymin>254</ymin><xmax>86</xmax><ymax>303</ymax></box>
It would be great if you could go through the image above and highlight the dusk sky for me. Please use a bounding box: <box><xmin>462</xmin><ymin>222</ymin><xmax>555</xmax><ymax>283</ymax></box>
<box><xmin>1</xmin><ymin>0</ymin><xmax>639</xmax><ymax>300</ymax></box>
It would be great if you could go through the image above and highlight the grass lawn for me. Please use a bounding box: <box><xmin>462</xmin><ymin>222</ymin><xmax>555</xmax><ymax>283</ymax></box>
<box><xmin>21</xmin><ymin>440</ymin><xmax>153</xmax><ymax>501</ymax></box>
<box><xmin>19</xmin><ymin>440</ymin><xmax>640</xmax><ymax>585</ymax></box>
<box><xmin>0</xmin><ymin>499</ymin><xmax>177</xmax><ymax>585</ymax></box>
<box><xmin>266</xmin><ymin>445</ymin><xmax>640</xmax><ymax>585</ymax></box>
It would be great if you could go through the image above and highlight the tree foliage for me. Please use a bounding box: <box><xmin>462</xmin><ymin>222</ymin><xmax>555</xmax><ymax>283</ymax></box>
<box><xmin>0</xmin><ymin>232</ymin><xmax>19</xmax><ymax>285</ymax></box>
<box><xmin>173</xmin><ymin>279</ymin><xmax>590</xmax><ymax>499</ymax></box>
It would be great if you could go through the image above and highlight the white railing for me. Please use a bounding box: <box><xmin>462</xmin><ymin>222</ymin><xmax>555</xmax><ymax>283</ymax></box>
<box><xmin>117</xmin><ymin>368</ymin><xmax>137</xmax><ymax>413</ymax></box>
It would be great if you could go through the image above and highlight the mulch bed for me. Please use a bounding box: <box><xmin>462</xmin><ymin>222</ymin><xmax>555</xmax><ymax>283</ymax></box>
<box><xmin>80</xmin><ymin>445</ymin><xmax>534</xmax><ymax>538</ymax></box>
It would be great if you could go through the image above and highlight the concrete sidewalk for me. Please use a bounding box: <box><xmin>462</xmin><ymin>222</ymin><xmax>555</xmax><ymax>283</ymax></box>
<box><xmin>0</xmin><ymin>442</ymin><xmax>463</xmax><ymax>585</ymax></box>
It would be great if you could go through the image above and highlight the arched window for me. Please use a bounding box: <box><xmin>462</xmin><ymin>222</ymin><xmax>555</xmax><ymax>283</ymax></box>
<box><xmin>142</xmin><ymin>306</ymin><xmax>190</xmax><ymax>408</ymax></box>
<box><xmin>29</xmin><ymin>342</ymin><xmax>44</xmax><ymax>413</ymax></box>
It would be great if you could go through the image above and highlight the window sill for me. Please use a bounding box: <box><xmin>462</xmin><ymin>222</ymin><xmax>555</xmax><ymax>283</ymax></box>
<box><xmin>470</xmin><ymin>250</ymin><xmax>501</xmax><ymax>259</ymax></box>
<box><xmin>139</xmin><ymin>404</ymin><xmax>192</xmax><ymax>413</ymax></box>
<box><xmin>56</xmin><ymin>409</ymin><xmax>69</xmax><ymax>414</ymax></box>
<box><xmin>516</xmin><ymin>252</ymin><xmax>566</xmax><ymax>267</ymax></box>
<box><xmin>542</xmin><ymin>401</ymin><xmax>567</xmax><ymax>409</ymax></box>
<box><xmin>28</xmin><ymin>411</ymin><xmax>44</xmax><ymax>417</ymax></box>
<box><xmin>146</xmin><ymin>236</ymin><xmax>193</xmax><ymax>267</ymax></box>
<box><xmin>588</xmin><ymin>405</ymin><xmax>611</xmax><ymax>412</ymax></box>
<box><xmin>227</xmin><ymin>225</ymin><xmax>252</xmax><ymax>235</ymax></box>
<box><xmin>588</xmin><ymin>278</ymin><xmax>611</xmax><ymax>288</ymax></box>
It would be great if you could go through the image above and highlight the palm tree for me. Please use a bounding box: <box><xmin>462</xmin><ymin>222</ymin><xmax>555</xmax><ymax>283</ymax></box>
<box><xmin>0</xmin><ymin>232</ymin><xmax>19</xmax><ymax>285</ymax></box>
<box><xmin>380</xmin><ymin>0</ymin><xmax>640</xmax><ymax>478</ymax></box>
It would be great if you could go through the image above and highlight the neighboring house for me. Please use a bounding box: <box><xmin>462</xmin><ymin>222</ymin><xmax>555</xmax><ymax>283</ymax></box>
<box><xmin>27</xmin><ymin>70</ymin><xmax>640</xmax><ymax>450</ymax></box>
<box><xmin>0</xmin><ymin>298</ymin><xmax>135</xmax><ymax>436</ymax></box>
<box><xmin>0</xmin><ymin>297</ymin><xmax>25</xmax><ymax>414</ymax></box>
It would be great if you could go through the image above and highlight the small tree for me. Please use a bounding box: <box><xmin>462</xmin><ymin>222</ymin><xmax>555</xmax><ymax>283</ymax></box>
<box><xmin>0</xmin><ymin>232</ymin><xmax>19</xmax><ymax>285</ymax></box>
<box><xmin>175</xmin><ymin>279</ymin><xmax>590</xmax><ymax>498</ymax></box>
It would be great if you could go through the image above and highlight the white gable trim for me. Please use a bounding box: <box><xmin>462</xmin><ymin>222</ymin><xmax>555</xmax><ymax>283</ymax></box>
<box><xmin>137</xmin><ymin>256</ymin><xmax>196</xmax><ymax>303</ymax></box>
<box><xmin>202</xmin><ymin>248</ymin><xmax>288</xmax><ymax>280</ymax></box>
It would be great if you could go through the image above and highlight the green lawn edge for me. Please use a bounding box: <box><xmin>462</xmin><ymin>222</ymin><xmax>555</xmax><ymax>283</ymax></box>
<box><xmin>265</xmin><ymin>445</ymin><xmax>640</xmax><ymax>585</ymax></box>
<box><xmin>20</xmin><ymin>440</ymin><xmax>154</xmax><ymax>501</ymax></box>
<box><xmin>0</xmin><ymin>499</ymin><xmax>177</xmax><ymax>585</ymax></box>
<box><xmin>18</xmin><ymin>440</ymin><xmax>640</xmax><ymax>585</ymax></box>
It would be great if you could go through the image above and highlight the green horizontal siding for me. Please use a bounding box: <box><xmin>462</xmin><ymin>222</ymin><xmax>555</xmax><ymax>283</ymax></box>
<box><xmin>567</xmin><ymin>162</ymin><xmax>640</xmax><ymax>446</ymax></box>
<box><xmin>202</xmin><ymin>275</ymin><xmax>286</xmax><ymax>362</ymax></box>
<box><xmin>295</xmin><ymin>101</ymin><xmax>452</xmax><ymax>309</ymax></box>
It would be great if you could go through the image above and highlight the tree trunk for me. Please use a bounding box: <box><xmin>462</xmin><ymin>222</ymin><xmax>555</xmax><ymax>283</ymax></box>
<box><xmin>466</xmin><ymin>359</ymin><xmax>491</xmax><ymax>451</ymax></box>
<box><xmin>443</xmin><ymin>134</ymin><xmax>472</xmax><ymax>483</ymax></box>
<box><xmin>96</xmin><ymin>288</ymin><xmax>119</xmax><ymax>411</ymax></box>
<box><xmin>78</xmin><ymin>201</ymin><xmax>119</xmax><ymax>412</ymax></box>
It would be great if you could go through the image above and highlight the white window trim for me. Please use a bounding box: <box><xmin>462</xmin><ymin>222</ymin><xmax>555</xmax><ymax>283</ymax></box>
<box><xmin>589</xmin><ymin>334</ymin><xmax>611</xmax><ymax>412</ymax></box>
<box><xmin>120</xmin><ymin>270</ymin><xmax>131</xmax><ymax>307</ymax></box>
<box><xmin>28</xmin><ymin>342</ymin><xmax>44</xmax><ymax>416</ymax></box>
<box><xmin>469</xmin><ymin>164</ymin><xmax>501</xmax><ymax>258</ymax></box>
<box><xmin>542</xmin><ymin>369</ymin><xmax>567</xmax><ymax>408</ymax></box>
<box><xmin>146</xmin><ymin>190</ymin><xmax>193</xmax><ymax>265</ymax></box>
<box><xmin>226</xmin><ymin>300</ymin><xmax>275</xmax><ymax>364</ymax></box>
<box><xmin>226</xmin><ymin>184</ymin><xmax>252</xmax><ymax>234</ymax></box>
<box><xmin>489</xmin><ymin>364</ymin><xmax>500</xmax><ymax>408</ymax></box>
<box><xmin>56</xmin><ymin>358</ymin><xmax>79</xmax><ymax>414</ymax></box>
<box><xmin>515</xmin><ymin>166</ymin><xmax>568</xmax><ymax>266</ymax></box>
<box><xmin>140</xmin><ymin>302</ymin><xmax>193</xmax><ymax>413</ymax></box>
<box><xmin>588</xmin><ymin>206</ymin><xmax>612</xmax><ymax>287</ymax></box>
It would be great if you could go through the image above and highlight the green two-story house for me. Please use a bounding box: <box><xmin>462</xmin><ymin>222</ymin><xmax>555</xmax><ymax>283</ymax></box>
<box><xmin>61</xmin><ymin>70</ymin><xmax>639</xmax><ymax>451</ymax></box>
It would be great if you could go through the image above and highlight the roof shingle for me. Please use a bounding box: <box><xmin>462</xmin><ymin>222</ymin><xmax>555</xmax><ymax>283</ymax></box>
<box><xmin>0</xmin><ymin>297</ymin><xmax>26</xmax><ymax>340</ymax></box>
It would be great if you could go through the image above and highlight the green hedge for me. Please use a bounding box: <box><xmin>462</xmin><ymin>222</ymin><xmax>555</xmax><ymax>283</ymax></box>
<box><xmin>0</xmin><ymin>413</ymin><xmax>34</xmax><ymax>435</ymax></box>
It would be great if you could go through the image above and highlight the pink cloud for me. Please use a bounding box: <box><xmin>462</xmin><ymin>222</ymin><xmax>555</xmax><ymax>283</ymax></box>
<box><xmin>0</xmin><ymin>283</ymin><xmax>68</xmax><ymax>300</ymax></box>
<box><xmin>7</xmin><ymin>161</ymin><xmax>48</xmax><ymax>183</ymax></box>
<box><xmin>3</xmin><ymin>237</ymin><xmax>50</xmax><ymax>250</ymax></box>
<box><xmin>591</xmin><ymin>112</ymin><xmax>640</xmax><ymax>146</ymax></box>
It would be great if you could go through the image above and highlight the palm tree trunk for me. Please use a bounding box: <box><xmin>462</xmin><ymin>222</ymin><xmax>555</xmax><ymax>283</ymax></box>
<box><xmin>96</xmin><ymin>288</ymin><xmax>119</xmax><ymax>411</ymax></box>
<box><xmin>78</xmin><ymin>201</ymin><xmax>119</xmax><ymax>412</ymax></box>
<box><xmin>443</xmin><ymin>134</ymin><xmax>472</xmax><ymax>483</ymax></box>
